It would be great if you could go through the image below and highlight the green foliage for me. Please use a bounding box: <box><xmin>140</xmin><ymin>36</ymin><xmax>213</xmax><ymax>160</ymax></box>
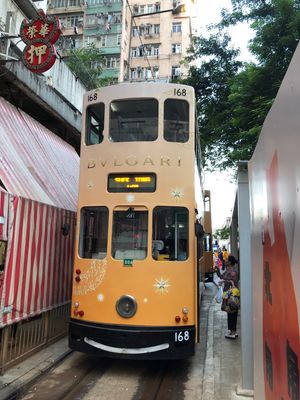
<box><xmin>65</xmin><ymin>44</ymin><xmax>106</xmax><ymax>90</ymax></box>
<box><xmin>181</xmin><ymin>0</ymin><xmax>300</xmax><ymax>169</ymax></box>
<box><xmin>213</xmin><ymin>226</ymin><xmax>230</xmax><ymax>240</ymax></box>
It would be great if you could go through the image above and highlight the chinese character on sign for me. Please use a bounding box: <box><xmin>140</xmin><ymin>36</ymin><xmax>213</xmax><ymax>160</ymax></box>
<box><xmin>287</xmin><ymin>340</ymin><xmax>300</xmax><ymax>400</ymax></box>
<box><xmin>20</xmin><ymin>9</ymin><xmax>61</xmax><ymax>73</ymax></box>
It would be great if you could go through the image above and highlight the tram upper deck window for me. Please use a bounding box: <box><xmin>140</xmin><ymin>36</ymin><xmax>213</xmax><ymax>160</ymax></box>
<box><xmin>152</xmin><ymin>206</ymin><xmax>189</xmax><ymax>261</ymax></box>
<box><xmin>86</xmin><ymin>103</ymin><xmax>104</xmax><ymax>145</ymax></box>
<box><xmin>109</xmin><ymin>99</ymin><xmax>158</xmax><ymax>142</ymax></box>
<box><xmin>112</xmin><ymin>208</ymin><xmax>148</xmax><ymax>260</ymax></box>
<box><xmin>79</xmin><ymin>206</ymin><xmax>108</xmax><ymax>259</ymax></box>
<box><xmin>164</xmin><ymin>99</ymin><xmax>189</xmax><ymax>143</ymax></box>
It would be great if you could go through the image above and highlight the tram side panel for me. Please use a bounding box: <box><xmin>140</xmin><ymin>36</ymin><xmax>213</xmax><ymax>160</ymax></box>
<box><xmin>248</xmin><ymin>42</ymin><xmax>300</xmax><ymax>399</ymax></box>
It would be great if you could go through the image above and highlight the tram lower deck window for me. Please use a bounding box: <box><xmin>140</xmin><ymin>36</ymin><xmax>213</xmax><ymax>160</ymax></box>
<box><xmin>152</xmin><ymin>206</ymin><xmax>189</xmax><ymax>261</ymax></box>
<box><xmin>79</xmin><ymin>206</ymin><xmax>108</xmax><ymax>259</ymax></box>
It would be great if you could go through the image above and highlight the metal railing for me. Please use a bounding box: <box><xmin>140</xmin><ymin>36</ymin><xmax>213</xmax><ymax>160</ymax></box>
<box><xmin>0</xmin><ymin>303</ymin><xmax>70</xmax><ymax>374</ymax></box>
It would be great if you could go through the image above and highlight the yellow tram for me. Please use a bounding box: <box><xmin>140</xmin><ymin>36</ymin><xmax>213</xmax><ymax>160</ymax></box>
<box><xmin>69</xmin><ymin>83</ymin><xmax>205</xmax><ymax>359</ymax></box>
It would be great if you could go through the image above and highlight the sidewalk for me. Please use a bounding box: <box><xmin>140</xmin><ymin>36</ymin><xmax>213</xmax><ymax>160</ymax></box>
<box><xmin>0</xmin><ymin>337</ymin><xmax>71</xmax><ymax>400</ymax></box>
<box><xmin>0</xmin><ymin>284</ymin><xmax>254</xmax><ymax>400</ymax></box>
<box><xmin>201</xmin><ymin>283</ymin><xmax>254</xmax><ymax>399</ymax></box>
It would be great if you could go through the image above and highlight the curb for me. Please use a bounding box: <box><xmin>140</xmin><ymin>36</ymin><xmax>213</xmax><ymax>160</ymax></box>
<box><xmin>202</xmin><ymin>298</ymin><xmax>215</xmax><ymax>400</ymax></box>
<box><xmin>1</xmin><ymin>348</ymin><xmax>72</xmax><ymax>400</ymax></box>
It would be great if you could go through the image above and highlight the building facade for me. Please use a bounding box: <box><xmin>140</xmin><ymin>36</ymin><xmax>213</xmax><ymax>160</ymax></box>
<box><xmin>47</xmin><ymin>0</ymin><xmax>198</xmax><ymax>83</ymax></box>
<box><xmin>128</xmin><ymin>0</ymin><xmax>198</xmax><ymax>82</ymax></box>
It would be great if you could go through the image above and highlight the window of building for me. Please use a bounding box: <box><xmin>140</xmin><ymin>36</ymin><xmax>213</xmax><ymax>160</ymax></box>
<box><xmin>132</xmin><ymin>27</ymin><xmax>139</xmax><ymax>37</ymax></box>
<box><xmin>79</xmin><ymin>207</ymin><xmax>108</xmax><ymax>259</ymax></box>
<box><xmin>131</xmin><ymin>47</ymin><xmax>138</xmax><ymax>57</ymax></box>
<box><xmin>100</xmin><ymin>35</ymin><xmax>106</xmax><ymax>47</ymax></box>
<box><xmin>153</xmin><ymin>45</ymin><xmax>159</xmax><ymax>56</ymax></box>
<box><xmin>130</xmin><ymin>69</ymin><xmax>137</xmax><ymax>79</ymax></box>
<box><xmin>152</xmin><ymin>207</ymin><xmax>188</xmax><ymax>261</ymax></box>
<box><xmin>86</xmin><ymin>103</ymin><xmax>105</xmax><ymax>145</ymax></box>
<box><xmin>114</xmin><ymin>13</ymin><xmax>122</xmax><ymax>23</ymax></box>
<box><xmin>106</xmin><ymin>57</ymin><xmax>119</xmax><ymax>68</ymax></box>
<box><xmin>85</xmin><ymin>15</ymin><xmax>95</xmax><ymax>26</ymax></box>
<box><xmin>144</xmin><ymin>46</ymin><xmax>151</xmax><ymax>56</ymax></box>
<box><xmin>64</xmin><ymin>15</ymin><xmax>81</xmax><ymax>28</ymax></box>
<box><xmin>172</xmin><ymin>22</ymin><xmax>182</xmax><ymax>33</ymax></box>
<box><xmin>69</xmin><ymin>0</ymin><xmax>80</xmax><ymax>6</ymax></box>
<box><xmin>109</xmin><ymin>99</ymin><xmax>158</xmax><ymax>142</ymax></box>
<box><xmin>137</xmin><ymin>67</ymin><xmax>143</xmax><ymax>79</ymax></box>
<box><xmin>171</xmin><ymin>65</ymin><xmax>181</xmax><ymax>77</ymax></box>
<box><xmin>112</xmin><ymin>208</ymin><xmax>148</xmax><ymax>260</ymax></box>
<box><xmin>154</xmin><ymin>24</ymin><xmax>160</xmax><ymax>34</ymax></box>
<box><xmin>172</xmin><ymin>43</ymin><xmax>182</xmax><ymax>54</ymax></box>
<box><xmin>164</xmin><ymin>98</ymin><xmax>189</xmax><ymax>142</ymax></box>
<box><xmin>146</xmin><ymin>68</ymin><xmax>152</xmax><ymax>79</ymax></box>
<box><xmin>145</xmin><ymin>24</ymin><xmax>153</xmax><ymax>36</ymax></box>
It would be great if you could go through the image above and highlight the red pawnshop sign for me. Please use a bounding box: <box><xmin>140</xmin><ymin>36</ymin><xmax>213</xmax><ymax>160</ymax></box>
<box><xmin>20</xmin><ymin>9</ymin><xmax>61</xmax><ymax>73</ymax></box>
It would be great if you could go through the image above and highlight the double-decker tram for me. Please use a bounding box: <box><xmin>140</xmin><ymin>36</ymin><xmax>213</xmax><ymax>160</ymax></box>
<box><xmin>69</xmin><ymin>83</ymin><xmax>205</xmax><ymax>359</ymax></box>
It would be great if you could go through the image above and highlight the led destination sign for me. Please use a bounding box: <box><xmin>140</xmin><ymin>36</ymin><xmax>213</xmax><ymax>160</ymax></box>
<box><xmin>108</xmin><ymin>173</ymin><xmax>156</xmax><ymax>192</ymax></box>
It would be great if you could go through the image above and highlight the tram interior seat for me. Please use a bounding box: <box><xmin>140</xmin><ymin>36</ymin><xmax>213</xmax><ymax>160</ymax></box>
<box><xmin>115</xmin><ymin>249</ymin><xmax>146</xmax><ymax>260</ymax></box>
<box><xmin>91</xmin><ymin>252</ymin><xmax>106</xmax><ymax>259</ymax></box>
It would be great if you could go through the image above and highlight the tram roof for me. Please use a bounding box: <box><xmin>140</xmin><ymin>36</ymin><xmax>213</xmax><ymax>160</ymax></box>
<box><xmin>0</xmin><ymin>96</ymin><xmax>79</xmax><ymax>211</ymax></box>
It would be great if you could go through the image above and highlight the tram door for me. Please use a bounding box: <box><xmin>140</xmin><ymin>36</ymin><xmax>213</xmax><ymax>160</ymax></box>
<box><xmin>174</xmin><ymin>212</ymin><xmax>188</xmax><ymax>261</ymax></box>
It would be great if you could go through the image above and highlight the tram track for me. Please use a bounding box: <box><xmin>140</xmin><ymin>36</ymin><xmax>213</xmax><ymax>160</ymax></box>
<box><xmin>19</xmin><ymin>352</ymin><xmax>111</xmax><ymax>400</ymax></box>
<box><xmin>19</xmin><ymin>354</ymin><xmax>188</xmax><ymax>400</ymax></box>
<box><xmin>132</xmin><ymin>359</ymin><xmax>188</xmax><ymax>400</ymax></box>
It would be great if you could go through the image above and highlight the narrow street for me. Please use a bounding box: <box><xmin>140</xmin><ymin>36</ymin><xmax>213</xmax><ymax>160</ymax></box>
<box><xmin>19</xmin><ymin>285</ymin><xmax>214</xmax><ymax>400</ymax></box>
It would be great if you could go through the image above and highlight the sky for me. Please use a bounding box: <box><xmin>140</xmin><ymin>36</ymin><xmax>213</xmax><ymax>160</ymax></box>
<box><xmin>197</xmin><ymin>0</ymin><xmax>254</xmax><ymax>230</ymax></box>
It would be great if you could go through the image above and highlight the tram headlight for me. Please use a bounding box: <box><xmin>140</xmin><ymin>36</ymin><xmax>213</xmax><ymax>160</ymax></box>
<box><xmin>116</xmin><ymin>295</ymin><xmax>137</xmax><ymax>318</ymax></box>
<box><xmin>182</xmin><ymin>307</ymin><xmax>189</xmax><ymax>315</ymax></box>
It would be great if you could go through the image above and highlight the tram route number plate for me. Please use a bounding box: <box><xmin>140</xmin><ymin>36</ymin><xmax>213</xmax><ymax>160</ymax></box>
<box><xmin>123</xmin><ymin>259</ymin><xmax>133</xmax><ymax>267</ymax></box>
<box><xmin>174</xmin><ymin>330</ymin><xmax>190</xmax><ymax>346</ymax></box>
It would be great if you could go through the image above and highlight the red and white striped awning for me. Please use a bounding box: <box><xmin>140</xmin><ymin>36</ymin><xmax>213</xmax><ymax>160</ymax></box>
<box><xmin>0</xmin><ymin>97</ymin><xmax>79</xmax><ymax>211</ymax></box>
<box><xmin>0</xmin><ymin>195</ymin><xmax>76</xmax><ymax>327</ymax></box>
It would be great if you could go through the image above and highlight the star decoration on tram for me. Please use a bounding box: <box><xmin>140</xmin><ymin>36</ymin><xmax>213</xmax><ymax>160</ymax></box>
<box><xmin>171</xmin><ymin>188</ymin><xmax>184</xmax><ymax>201</ymax></box>
<box><xmin>154</xmin><ymin>277</ymin><xmax>171</xmax><ymax>294</ymax></box>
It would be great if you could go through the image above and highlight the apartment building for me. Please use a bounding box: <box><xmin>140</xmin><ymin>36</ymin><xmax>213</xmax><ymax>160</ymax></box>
<box><xmin>47</xmin><ymin>0</ymin><xmax>197</xmax><ymax>83</ymax></box>
<box><xmin>128</xmin><ymin>0</ymin><xmax>197</xmax><ymax>82</ymax></box>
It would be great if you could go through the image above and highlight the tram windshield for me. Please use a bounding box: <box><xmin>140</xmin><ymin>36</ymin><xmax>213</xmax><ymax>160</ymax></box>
<box><xmin>152</xmin><ymin>207</ymin><xmax>188</xmax><ymax>261</ymax></box>
<box><xmin>109</xmin><ymin>99</ymin><xmax>158</xmax><ymax>142</ymax></box>
<box><xmin>112</xmin><ymin>209</ymin><xmax>148</xmax><ymax>260</ymax></box>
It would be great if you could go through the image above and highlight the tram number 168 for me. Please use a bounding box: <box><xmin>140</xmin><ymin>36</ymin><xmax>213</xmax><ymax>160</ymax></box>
<box><xmin>174</xmin><ymin>331</ymin><xmax>190</xmax><ymax>346</ymax></box>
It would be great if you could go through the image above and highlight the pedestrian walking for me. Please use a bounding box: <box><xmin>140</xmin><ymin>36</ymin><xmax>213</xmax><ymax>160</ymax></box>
<box><xmin>218</xmin><ymin>255</ymin><xmax>240</xmax><ymax>339</ymax></box>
